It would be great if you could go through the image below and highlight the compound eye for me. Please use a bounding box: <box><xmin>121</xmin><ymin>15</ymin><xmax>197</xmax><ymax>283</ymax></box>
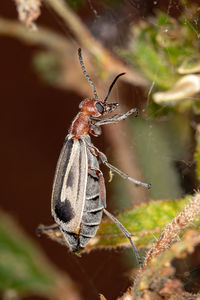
<box><xmin>96</xmin><ymin>102</ymin><xmax>104</xmax><ymax>114</ymax></box>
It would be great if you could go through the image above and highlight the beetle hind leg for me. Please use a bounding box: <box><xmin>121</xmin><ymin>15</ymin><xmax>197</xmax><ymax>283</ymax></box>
<box><xmin>103</xmin><ymin>209</ymin><xmax>142</xmax><ymax>268</ymax></box>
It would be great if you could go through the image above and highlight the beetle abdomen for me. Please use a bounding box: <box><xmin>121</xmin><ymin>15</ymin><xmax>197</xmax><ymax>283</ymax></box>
<box><xmin>79</xmin><ymin>174</ymin><xmax>104</xmax><ymax>248</ymax></box>
<box><xmin>62</xmin><ymin>174</ymin><xmax>104</xmax><ymax>252</ymax></box>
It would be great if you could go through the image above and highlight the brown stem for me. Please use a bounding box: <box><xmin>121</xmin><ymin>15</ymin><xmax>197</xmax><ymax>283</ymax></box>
<box><xmin>0</xmin><ymin>17</ymin><xmax>69</xmax><ymax>53</ymax></box>
<box><xmin>144</xmin><ymin>192</ymin><xmax>200</xmax><ymax>267</ymax></box>
<box><xmin>44</xmin><ymin>0</ymin><xmax>148</xmax><ymax>87</ymax></box>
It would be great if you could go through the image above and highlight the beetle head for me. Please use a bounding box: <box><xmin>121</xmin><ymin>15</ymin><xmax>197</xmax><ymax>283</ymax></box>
<box><xmin>79</xmin><ymin>99</ymin><xmax>119</xmax><ymax>117</ymax></box>
<box><xmin>93</xmin><ymin>100</ymin><xmax>119</xmax><ymax>116</ymax></box>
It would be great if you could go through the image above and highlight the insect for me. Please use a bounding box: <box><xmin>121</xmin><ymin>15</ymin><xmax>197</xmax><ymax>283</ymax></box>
<box><xmin>38</xmin><ymin>48</ymin><xmax>151</xmax><ymax>267</ymax></box>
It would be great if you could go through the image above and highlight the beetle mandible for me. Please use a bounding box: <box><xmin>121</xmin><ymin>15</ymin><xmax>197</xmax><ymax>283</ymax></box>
<box><xmin>38</xmin><ymin>48</ymin><xmax>151</xmax><ymax>267</ymax></box>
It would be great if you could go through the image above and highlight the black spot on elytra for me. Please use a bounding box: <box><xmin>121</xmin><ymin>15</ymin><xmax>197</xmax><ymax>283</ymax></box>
<box><xmin>55</xmin><ymin>199</ymin><xmax>74</xmax><ymax>223</ymax></box>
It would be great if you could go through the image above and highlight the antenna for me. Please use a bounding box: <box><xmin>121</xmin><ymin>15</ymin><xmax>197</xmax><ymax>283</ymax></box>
<box><xmin>78</xmin><ymin>48</ymin><xmax>98</xmax><ymax>100</ymax></box>
<box><xmin>103</xmin><ymin>73</ymin><xmax>125</xmax><ymax>103</ymax></box>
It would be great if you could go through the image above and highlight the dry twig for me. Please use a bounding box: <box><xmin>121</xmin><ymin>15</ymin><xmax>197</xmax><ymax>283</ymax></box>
<box><xmin>144</xmin><ymin>193</ymin><xmax>200</xmax><ymax>267</ymax></box>
<box><xmin>14</xmin><ymin>0</ymin><xmax>41</xmax><ymax>29</ymax></box>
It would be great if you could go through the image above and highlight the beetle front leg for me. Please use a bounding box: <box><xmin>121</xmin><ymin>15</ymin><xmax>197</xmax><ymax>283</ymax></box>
<box><xmin>89</xmin><ymin>123</ymin><xmax>102</xmax><ymax>136</ymax></box>
<box><xmin>91</xmin><ymin>108</ymin><xmax>138</xmax><ymax>126</ymax></box>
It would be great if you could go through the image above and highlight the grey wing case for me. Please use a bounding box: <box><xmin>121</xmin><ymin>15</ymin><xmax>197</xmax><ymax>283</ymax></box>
<box><xmin>51</xmin><ymin>136</ymin><xmax>88</xmax><ymax>233</ymax></box>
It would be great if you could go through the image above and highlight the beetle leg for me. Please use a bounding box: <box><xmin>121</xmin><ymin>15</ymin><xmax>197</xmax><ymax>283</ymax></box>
<box><xmin>89</xmin><ymin>123</ymin><xmax>102</xmax><ymax>136</ymax></box>
<box><xmin>36</xmin><ymin>224</ymin><xmax>66</xmax><ymax>245</ymax></box>
<box><xmin>103</xmin><ymin>208</ymin><xmax>142</xmax><ymax>267</ymax></box>
<box><xmin>87</xmin><ymin>145</ymin><xmax>151</xmax><ymax>189</ymax></box>
<box><xmin>37</xmin><ymin>224</ymin><xmax>59</xmax><ymax>234</ymax></box>
<box><xmin>92</xmin><ymin>108</ymin><xmax>138</xmax><ymax>126</ymax></box>
<box><xmin>88</xmin><ymin>167</ymin><xmax>106</xmax><ymax>208</ymax></box>
<box><xmin>85</xmin><ymin>137</ymin><xmax>151</xmax><ymax>189</ymax></box>
<box><xmin>103</xmin><ymin>161</ymin><xmax>151</xmax><ymax>189</ymax></box>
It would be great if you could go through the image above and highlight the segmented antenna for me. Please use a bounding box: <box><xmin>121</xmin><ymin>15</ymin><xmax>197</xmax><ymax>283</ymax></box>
<box><xmin>78</xmin><ymin>48</ymin><xmax>98</xmax><ymax>100</ymax></box>
<box><xmin>103</xmin><ymin>72</ymin><xmax>125</xmax><ymax>103</ymax></box>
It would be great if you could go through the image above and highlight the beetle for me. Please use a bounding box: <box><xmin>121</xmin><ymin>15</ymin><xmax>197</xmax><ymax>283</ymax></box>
<box><xmin>38</xmin><ymin>48</ymin><xmax>151</xmax><ymax>267</ymax></box>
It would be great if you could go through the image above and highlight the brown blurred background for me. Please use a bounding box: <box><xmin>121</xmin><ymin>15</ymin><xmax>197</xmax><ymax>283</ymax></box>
<box><xmin>0</xmin><ymin>1</ymin><xmax>193</xmax><ymax>299</ymax></box>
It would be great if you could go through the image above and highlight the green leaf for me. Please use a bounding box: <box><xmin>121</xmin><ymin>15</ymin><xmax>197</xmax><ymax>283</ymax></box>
<box><xmin>87</xmin><ymin>197</ymin><xmax>197</xmax><ymax>250</ymax></box>
<box><xmin>133</xmin><ymin>39</ymin><xmax>175</xmax><ymax>89</ymax></box>
<box><xmin>119</xmin><ymin>11</ymin><xmax>199</xmax><ymax>92</ymax></box>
